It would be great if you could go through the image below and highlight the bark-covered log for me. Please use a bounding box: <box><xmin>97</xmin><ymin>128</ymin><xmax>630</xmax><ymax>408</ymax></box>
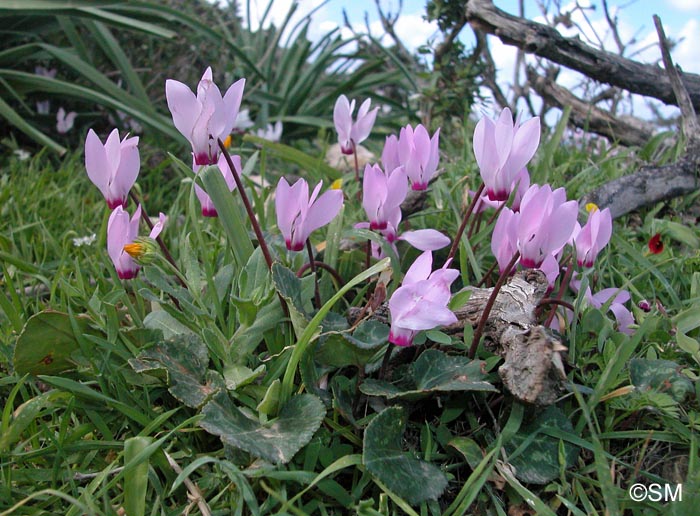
<box><xmin>583</xmin><ymin>152</ymin><xmax>700</xmax><ymax>218</ymax></box>
<box><xmin>464</xmin><ymin>0</ymin><xmax>700</xmax><ymax>111</ymax></box>
<box><xmin>349</xmin><ymin>270</ymin><xmax>568</xmax><ymax>406</ymax></box>
<box><xmin>526</xmin><ymin>67</ymin><xmax>655</xmax><ymax>147</ymax></box>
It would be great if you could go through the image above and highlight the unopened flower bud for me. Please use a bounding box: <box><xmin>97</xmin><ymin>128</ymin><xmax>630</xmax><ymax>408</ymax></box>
<box><xmin>123</xmin><ymin>236</ymin><xmax>159</xmax><ymax>265</ymax></box>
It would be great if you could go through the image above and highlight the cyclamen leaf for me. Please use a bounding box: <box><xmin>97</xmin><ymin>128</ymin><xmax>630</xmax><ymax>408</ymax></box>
<box><xmin>129</xmin><ymin>334</ymin><xmax>223</xmax><ymax>408</ymax></box>
<box><xmin>363</xmin><ymin>406</ymin><xmax>447</xmax><ymax>504</ymax></box>
<box><xmin>199</xmin><ymin>392</ymin><xmax>325</xmax><ymax>464</ymax></box>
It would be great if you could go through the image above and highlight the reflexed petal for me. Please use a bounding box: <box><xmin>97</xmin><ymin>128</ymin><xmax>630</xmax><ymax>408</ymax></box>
<box><xmin>397</xmin><ymin>299</ymin><xmax>458</xmax><ymax>330</ymax></box>
<box><xmin>112</xmin><ymin>135</ymin><xmax>140</xmax><ymax>203</ymax></box>
<box><xmin>275</xmin><ymin>177</ymin><xmax>299</xmax><ymax>241</ymax></box>
<box><xmin>165</xmin><ymin>79</ymin><xmax>199</xmax><ymax>138</ymax></box>
<box><xmin>333</xmin><ymin>95</ymin><xmax>352</xmax><ymax>144</ymax></box>
<box><xmin>384</xmin><ymin>166</ymin><xmax>408</xmax><ymax>209</ymax></box>
<box><xmin>85</xmin><ymin>129</ymin><xmax>110</xmax><ymax>199</ymax></box>
<box><xmin>221</xmin><ymin>78</ymin><xmax>246</xmax><ymax>136</ymax></box>
<box><xmin>303</xmin><ymin>189</ymin><xmax>343</xmax><ymax>235</ymax></box>
<box><xmin>403</xmin><ymin>250</ymin><xmax>433</xmax><ymax>285</ymax></box>
<box><xmin>610</xmin><ymin>303</ymin><xmax>635</xmax><ymax>334</ymax></box>
<box><xmin>149</xmin><ymin>213</ymin><xmax>167</xmax><ymax>239</ymax></box>
<box><xmin>398</xmin><ymin>229</ymin><xmax>450</xmax><ymax>251</ymax></box>
<box><xmin>353</xmin><ymin>104</ymin><xmax>378</xmax><ymax>144</ymax></box>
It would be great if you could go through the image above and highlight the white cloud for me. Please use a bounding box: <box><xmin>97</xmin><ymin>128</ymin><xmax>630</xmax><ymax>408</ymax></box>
<box><xmin>668</xmin><ymin>0</ymin><xmax>700</xmax><ymax>11</ymax></box>
<box><xmin>674</xmin><ymin>19</ymin><xmax>700</xmax><ymax>73</ymax></box>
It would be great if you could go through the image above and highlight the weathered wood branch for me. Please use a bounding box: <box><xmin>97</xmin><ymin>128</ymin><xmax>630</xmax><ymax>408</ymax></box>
<box><xmin>349</xmin><ymin>270</ymin><xmax>567</xmax><ymax>406</ymax></box>
<box><xmin>584</xmin><ymin>17</ymin><xmax>700</xmax><ymax>218</ymax></box>
<box><xmin>464</xmin><ymin>0</ymin><xmax>700</xmax><ymax>111</ymax></box>
<box><xmin>526</xmin><ymin>66</ymin><xmax>656</xmax><ymax>147</ymax></box>
<box><xmin>583</xmin><ymin>156</ymin><xmax>700</xmax><ymax>218</ymax></box>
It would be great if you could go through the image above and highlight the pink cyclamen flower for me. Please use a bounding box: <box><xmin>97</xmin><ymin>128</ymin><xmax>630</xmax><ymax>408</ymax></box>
<box><xmin>57</xmin><ymin>107</ymin><xmax>77</xmax><ymax>134</ymax></box>
<box><xmin>571</xmin><ymin>277</ymin><xmax>635</xmax><ymax>335</ymax></box>
<box><xmin>85</xmin><ymin>128</ymin><xmax>140</xmax><ymax>209</ymax></box>
<box><xmin>166</xmin><ymin>67</ymin><xmax>245</xmax><ymax>166</ymax></box>
<box><xmin>275</xmin><ymin>178</ymin><xmax>343</xmax><ymax>251</ymax></box>
<box><xmin>193</xmin><ymin>154</ymin><xmax>239</xmax><ymax>217</ymax></box>
<box><xmin>107</xmin><ymin>206</ymin><xmax>165</xmax><ymax>279</ymax></box>
<box><xmin>398</xmin><ymin>124</ymin><xmax>440</xmax><ymax>190</ymax></box>
<box><xmin>362</xmin><ymin>163</ymin><xmax>408</xmax><ymax>230</ymax></box>
<box><xmin>388</xmin><ymin>251</ymin><xmax>459</xmax><ymax>346</ymax></box>
<box><xmin>574</xmin><ymin>206</ymin><xmax>612</xmax><ymax>267</ymax></box>
<box><xmin>473</xmin><ymin>108</ymin><xmax>540</xmax><ymax>201</ymax></box>
<box><xmin>516</xmin><ymin>184</ymin><xmax>578</xmax><ymax>268</ymax></box>
<box><xmin>333</xmin><ymin>95</ymin><xmax>379</xmax><ymax>154</ymax></box>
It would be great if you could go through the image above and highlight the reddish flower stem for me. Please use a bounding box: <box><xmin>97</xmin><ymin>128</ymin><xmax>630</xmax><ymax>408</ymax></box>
<box><xmin>217</xmin><ymin>139</ymin><xmax>274</xmax><ymax>271</ymax></box>
<box><xmin>296</xmin><ymin>261</ymin><xmax>345</xmax><ymax>287</ymax></box>
<box><xmin>469</xmin><ymin>251</ymin><xmax>520</xmax><ymax>359</ymax></box>
<box><xmin>447</xmin><ymin>183</ymin><xmax>485</xmax><ymax>262</ymax></box>
<box><xmin>544</xmin><ymin>254</ymin><xmax>574</xmax><ymax>328</ymax></box>
<box><xmin>217</xmin><ymin>139</ymin><xmax>288</xmax><ymax>318</ymax></box>
<box><xmin>306</xmin><ymin>239</ymin><xmax>322</xmax><ymax>309</ymax></box>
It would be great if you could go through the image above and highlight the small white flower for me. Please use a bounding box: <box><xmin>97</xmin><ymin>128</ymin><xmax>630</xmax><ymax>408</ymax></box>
<box><xmin>13</xmin><ymin>149</ymin><xmax>31</xmax><ymax>161</ymax></box>
<box><xmin>56</xmin><ymin>107</ymin><xmax>77</xmax><ymax>134</ymax></box>
<box><xmin>233</xmin><ymin>108</ymin><xmax>255</xmax><ymax>131</ymax></box>
<box><xmin>255</xmin><ymin>121</ymin><xmax>283</xmax><ymax>142</ymax></box>
<box><xmin>73</xmin><ymin>233</ymin><xmax>97</xmax><ymax>247</ymax></box>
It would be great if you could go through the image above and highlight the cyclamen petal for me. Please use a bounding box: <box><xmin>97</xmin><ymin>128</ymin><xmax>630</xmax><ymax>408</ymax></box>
<box><xmin>275</xmin><ymin>178</ymin><xmax>343</xmax><ymax>251</ymax></box>
<box><xmin>474</xmin><ymin>108</ymin><xmax>540</xmax><ymax>201</ymax></box>
<box><xmin>575</xmin><ymin>207</ymin><xmax>612</xmax><ymax>267</ymax></box>
<box><xmin>166</xmin><ymin>67</ymin><xmax>245</xmax><ymax>165</ymax></box>
<box><xmin>85</xmin><ymin>128</ymin><xmax>140</xmax><ymax>209</ymax></box>
<box><xmin>398</xmin><ymin>124</ymin><xmax>440</xmax><ymax>190</ymax></box>
<box><xmin>388</xmin><ymin>251</ymin><xmax>458</xmax><ymax>346</ymax></box>
<box><xmin>333</xmin><ymin>95</ymin><xmax>378</xmax><ymax>154</ymax></box>
<box><xmin>107</xmin><ymin>205</ymin><xmax>141</xmax><ymax>279</ymax></box>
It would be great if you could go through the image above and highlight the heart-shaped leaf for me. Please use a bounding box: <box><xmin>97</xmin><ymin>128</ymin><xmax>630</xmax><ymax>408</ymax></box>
<box><xmin>363</xmin><ymin>406</ymin><xmax>447</xmax><ymax>504</ymax></box>
<box><xmin>361</xmin><ymin>349</ymin><xmax>497</xmax><ymax>400</ymax></box>
<box><xmin>504</xmin><ymin>405</ymin><xmax>579</xmax><ymax>484</ymax></box>
<box><xmin>200</xmin><ymin>392</ymin><xmax>325</xmax><ymax>464</ymax></box>
<box><xmin>129</xmin><ymin>334</ymin><xmax>223</xmax><ymax>408</ymax></box>
<box><xmin>13</xmin><ymin>310</ymin><xmax>95</xmax><ymax>375</ymax></box>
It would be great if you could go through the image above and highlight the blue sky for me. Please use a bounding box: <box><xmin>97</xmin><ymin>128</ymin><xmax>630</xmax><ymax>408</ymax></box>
<box><xmin>244</xmin><ymin>0</ymin><xmax>700</xmax><ymax>118</ymax></box>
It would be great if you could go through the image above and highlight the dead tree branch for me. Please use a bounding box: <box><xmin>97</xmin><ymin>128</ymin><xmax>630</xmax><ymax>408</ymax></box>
<box><xmin>464</xmin><ymin>0</ymin><xmax>700</xmax><ymax>110</ymax></box>
<box><xmin>527</xmin><ymin>66</ymin><xmax>655</xmax><ymax>147</ymax></box>
<box><xmin>584</xmin><ymin>16</ymin><xmax>700</xmax><ymax>217</ymax></box>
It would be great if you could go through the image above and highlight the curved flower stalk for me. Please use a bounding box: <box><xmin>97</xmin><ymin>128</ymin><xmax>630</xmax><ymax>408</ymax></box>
<box><xmin>362</xmin><ymin>163</ymin><xmax>408</xmax><ymax>231</ymax></box>
<box><xmin>85</xmin><ymin>128</ymin><xmax>140</xmax><ymax>209</ymax></box>
<box><xmin>275</xmin><ymin>178</ymin><xmax>343</xmax><ymax>251</ymax></box>
<box><xmin>107</xmin><ymin>206</ymin><xmax>165</xmax><ymax>279</ymax></box>
<box><xmin>388</xmin><ymin>251</ymin><xmax>458</xmax><ymax>346</ymax></box>
<box><xmin>166</xmin><ymin>67</ymin><xmax>245</xmax><ymax>166</ymax></box>
<box><xmin>474</xmin><ymin>108</ymin><xmax>540</xmax><ymax>201</ymax></box>
<box><xmin>398</xmin><ymin>124</ymin><xmax>440</xmax><ymax>190</ymax></box>
<box><xmin>333</xmin><ymin>95</ymin><xmax>379</xmax><ymax>155</ymax></box>
<box><xmin>193</xmin><ymin>154</ymin><xmax>239</xmax><ymax>217</ymax></box>
<box><xmin>573</xmin><ymin>205</ymin><xmax>612</xmax><ymax>267</ymax></box>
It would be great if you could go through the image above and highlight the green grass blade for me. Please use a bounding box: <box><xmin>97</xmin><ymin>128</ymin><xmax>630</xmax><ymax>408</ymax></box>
<box><xmin>279</xmin><ymin>258</ymin><xmax>391</xmax><ymax>407</ymax></box>
<box><xmin>123</xmin><ymin>436</ymin><xmax>153</xmax><ymax>516</ymax></box>
<box><xmin>200</xmin><ymin>165</ymin><xmax>255</xmax><ymax>269</ymax></box>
